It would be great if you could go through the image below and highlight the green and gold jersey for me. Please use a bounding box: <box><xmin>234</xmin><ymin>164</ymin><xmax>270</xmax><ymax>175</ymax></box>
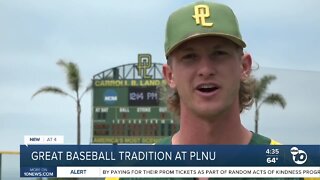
<box><xmin>157</xmin><ymin>133</ymin><xmax>280</xmax><ymax>145</ymax></box>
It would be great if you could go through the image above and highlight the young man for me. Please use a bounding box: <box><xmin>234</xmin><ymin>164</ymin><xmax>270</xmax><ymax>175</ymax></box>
<box><xmin>119</xmin><ymin>1</ymin><xmax>314</xmax><ymax>180</ymax></box>
<box><xmin>162</xmin><ymin>1</ymin><xmax>277</xmax><ymax>146</ymax></box>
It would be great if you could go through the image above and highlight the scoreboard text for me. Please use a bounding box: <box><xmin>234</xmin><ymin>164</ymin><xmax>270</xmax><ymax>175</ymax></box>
<box><xmin>91</xmin><ymin>56</ymin><xmax>178</xmax><ymax>144</ymax></box>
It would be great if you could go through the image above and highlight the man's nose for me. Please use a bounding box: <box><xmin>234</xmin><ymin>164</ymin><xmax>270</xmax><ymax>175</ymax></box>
<box><xmin>198</xmin><ymin>57</ymin><xmax>216</xmax><ymax>78</ymax></box>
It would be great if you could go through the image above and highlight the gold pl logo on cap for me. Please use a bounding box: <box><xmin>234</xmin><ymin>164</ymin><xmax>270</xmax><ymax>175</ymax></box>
<box><xmin>192</xmin><ymin>5</ymin><xmax>213</xmax><ymax>27</ymax></box>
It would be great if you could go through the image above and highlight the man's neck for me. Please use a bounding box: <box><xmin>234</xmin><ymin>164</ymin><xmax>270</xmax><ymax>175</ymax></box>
<box><xmin>172</xmin><ymin>107</ymin><xmax>252</xmax><ymax>145</ymax></box>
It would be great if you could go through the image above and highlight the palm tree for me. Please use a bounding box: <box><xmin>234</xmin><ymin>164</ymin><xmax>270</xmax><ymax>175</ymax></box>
<box><xmin>32</xmin><ymin>59</ymin><xmax>91</xmax><ymax>145</ymax></box>
<box><xmin>253</xmin><ymin>75</ymin><xmax>286</xmax><ymax>134</ymax></box>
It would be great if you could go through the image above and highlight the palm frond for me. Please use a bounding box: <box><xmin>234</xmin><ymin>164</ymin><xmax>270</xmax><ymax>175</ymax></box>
<box><xmin>57</xmin><ymin>59</ymin><xmax>82</xmax><ymax>92</ymax></box>
<box><xmin>260</xmin><ymin>93</ymin><xmax>286</xmax><ymax>109</ymax></box>
<box><xmin>254</xmin><ymin>75</ymin><xmax>276</xmax><ymax>101</ymax></box>
<box><xmin>31</xmin><ymin>86</ymin><xmax>75</xmax><ymax>100</ymax></box>
<box><xmin>80</xmin><ymin>83</ymin><xmax>92</xmax><ymax>100</ymax></box>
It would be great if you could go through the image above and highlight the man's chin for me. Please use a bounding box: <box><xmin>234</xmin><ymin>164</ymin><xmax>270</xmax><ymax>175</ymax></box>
<box><xmin>193</xmin><ymin>108</ymin><xmax>223</xmax><ymax>120</ymax></box>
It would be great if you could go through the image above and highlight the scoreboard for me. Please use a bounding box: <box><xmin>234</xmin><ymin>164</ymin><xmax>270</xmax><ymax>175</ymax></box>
<box><xmin>91</xmin><ymin>54</ymin><xmax>178</xmax><ymax>144</ymax></box>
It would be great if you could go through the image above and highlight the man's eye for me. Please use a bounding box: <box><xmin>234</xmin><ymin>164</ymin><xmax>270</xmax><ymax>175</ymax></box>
<box><xmin>182</xmin><ymin>54</ymin><xmax>196</xmax><ymax>60</ymax></box>
<box><xmin>214</xmin><ymin>51</ymin><xmax>228</xmax><ymax>56</ymax></box>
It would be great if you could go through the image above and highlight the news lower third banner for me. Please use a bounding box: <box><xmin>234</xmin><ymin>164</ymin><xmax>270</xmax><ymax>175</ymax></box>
<box><xmin>20</xmin><ymin>145</ymin><xmax>320</xmax><ymax>178</ymax></box>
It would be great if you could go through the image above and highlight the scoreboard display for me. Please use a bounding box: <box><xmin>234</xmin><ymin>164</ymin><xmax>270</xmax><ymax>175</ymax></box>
<box><xmin>128</xmin><ymin>86</ymin><xmax>159</xmax><ymax>106</ymax></box>
<box><xmin>91</xmin><ymin>54</ymin><xmax>178</xmax><ymax>144</ymax></box>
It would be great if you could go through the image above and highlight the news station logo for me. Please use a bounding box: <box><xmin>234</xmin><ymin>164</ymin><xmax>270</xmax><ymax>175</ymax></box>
<box><xmin>290</xmin><ymin>147</ymin><xmax>307</xmax><ymax>165</ymax></box>
<box><xmin>104</xmin><ymin>89</ymin><xmax>118</xmax><ymax>105</ymax></box>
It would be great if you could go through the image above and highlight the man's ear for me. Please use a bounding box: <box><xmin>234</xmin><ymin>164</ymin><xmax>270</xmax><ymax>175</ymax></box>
<box><xmin>241</xmin><ymin>53</ymin><xmax>252</xmax><ymax>79</ymax></box>
<box><xmin>163</xmin><ymin>64</ymin><xmax>176</xmax><ymax>89</ymax></box>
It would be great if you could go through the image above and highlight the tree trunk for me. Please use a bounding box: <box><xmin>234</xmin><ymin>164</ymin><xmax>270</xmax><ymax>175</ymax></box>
<box><xmin>77</xmin><ymin>99</ymin><xmax>81</xmax><ymax>145</ymax></box>
<box><xmin>255</xmin><ymin>109</ymin><xmax>259</xmax><ymax>134</ymax></box>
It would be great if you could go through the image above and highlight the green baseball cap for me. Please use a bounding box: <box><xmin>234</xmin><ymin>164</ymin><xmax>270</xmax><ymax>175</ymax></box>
<box><xmin>165</xmin><ymin>1</ymin><xmax>246</xmax><ymax>57</ymax></box>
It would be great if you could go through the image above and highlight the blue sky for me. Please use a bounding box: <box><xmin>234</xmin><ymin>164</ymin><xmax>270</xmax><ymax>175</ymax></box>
<box><xmin>1</xmin><ymin>0</ymin><xmax>320</xmax><ymax>152</ymax></box>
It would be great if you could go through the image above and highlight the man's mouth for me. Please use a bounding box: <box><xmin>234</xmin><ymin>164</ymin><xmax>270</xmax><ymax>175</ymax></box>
<box><xmin>196</xmin><ymin>84</ymin><xmax>219</xmax><ymax>93</ymax></box>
